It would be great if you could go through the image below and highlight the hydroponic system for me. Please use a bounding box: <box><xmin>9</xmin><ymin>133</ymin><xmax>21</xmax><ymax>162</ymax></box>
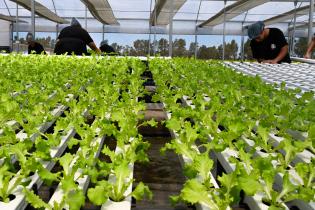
<box><xmin>0</xmin><ymin>1</ymin><xmax>315</xmax><ymax>210</ymax></box>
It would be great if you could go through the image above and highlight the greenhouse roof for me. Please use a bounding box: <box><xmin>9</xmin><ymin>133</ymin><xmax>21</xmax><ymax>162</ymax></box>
<box><xmin>0</xmin><ymin>0</ymin><xmax>313</xmax><ymax>36</ymax></box>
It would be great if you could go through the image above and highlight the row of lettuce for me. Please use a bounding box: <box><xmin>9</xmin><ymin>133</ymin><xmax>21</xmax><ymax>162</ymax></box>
<box><xmin>0</xmin><ymin>55</ymin><xmax>314</xmax><ymax>209</ymax></box>
<box><xmin>0</xmin><ymin>55</ymin><xmax>153</xmax><ymax>209</ymax></box>
<box><xmin>150</xmin><ymin>58</ymin><xmax>315</xmax><ymax>210</ymax></box>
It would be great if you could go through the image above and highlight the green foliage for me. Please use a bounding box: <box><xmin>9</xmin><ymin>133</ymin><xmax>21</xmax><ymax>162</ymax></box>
<box><xmin>150</xmin><ymin>58</ymin><xmax>315</xmax><ymax>209</ymax></box>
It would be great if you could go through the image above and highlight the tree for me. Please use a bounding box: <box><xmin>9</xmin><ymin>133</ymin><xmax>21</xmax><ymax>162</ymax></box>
<box><xmin>225</xmin><ymin>40</ymin><xmax>238</xmax><ymax>60</ymax></box>
<box><xmin>157</xmin><ymin>38</ymin><xmax>169</xmax><ymax>56</ymax></box>
<box><xmin>111</xmin><ymin>43</ymin><xmax>124</xmax><ymax>55</ymax></box>
<box><xmin>173</xmin><ymin>38</ymin><xmax>186</xmax><ymax>57</ymax></box>
<box><xmin>243</xmin><ymin>39</ymin><xmax>253</xmax><ymax>60</ymax></box>
<box><xmin>294</xmin><ymin>37</ymin><xmax>308</xmax><ymax>58</ymax></box>
<box><xmin>208</xmin><ymin>46</ymin><xmax>220</xmax><ymax>59</ymax></box>
<box><xmin>188</xmin><ymin>42</ymin><xmax>197</xmax><ymax>58</ymax></box>
<box><xmin>198</xmin><ymin>45</ymin><xmax>210</xmax><ymax>59</ymax></box>
<box><xmin>133</xmin><ymin>39</ymin><xmax>149</xmax><ymax>56</ymax></box>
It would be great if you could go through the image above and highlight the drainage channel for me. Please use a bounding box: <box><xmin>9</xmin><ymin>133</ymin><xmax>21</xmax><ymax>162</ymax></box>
<box><xmin>134</xmin><ymin>102</ymin><xmax>194</xmax><ymax>210</ymax></box>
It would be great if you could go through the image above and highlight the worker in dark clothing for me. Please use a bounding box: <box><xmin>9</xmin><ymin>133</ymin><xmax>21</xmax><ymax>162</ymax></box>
<box><xmin>26</xmin><ymin>32</ymin><xmax>46</xmax><ymax>54</ymax></box>
<box><xmin>248</xmin><ymin>21</ymin><xmax>291</xmax><ymax>64</ymax></box>
<box><xmin>99</xmin><ymin>40</ymin><xmax>116</xmax><ymax>55</ymax></box>
<box><xmin>54</xmin><ymin>18</ymin><xmax>101</xmax><ymax>55</ymax></box>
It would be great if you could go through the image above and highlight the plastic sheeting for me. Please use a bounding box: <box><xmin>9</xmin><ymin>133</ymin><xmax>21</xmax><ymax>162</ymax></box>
<box><xmin>10</xmin><ymin>0</ymin><xmax>68</xmax><ymax>23</ymax></box>
<box><xmin>81</xmin><ymin>0</ymin><xmax>118</xmax><ymax>25</ymax></box>
<box><xmin>0</xmin><ymin>0</ymin><xmax>312</xmax><ymax>36</ymax></box>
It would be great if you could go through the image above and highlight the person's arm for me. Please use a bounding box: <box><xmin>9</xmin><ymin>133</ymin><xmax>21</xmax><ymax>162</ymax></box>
<box><xmin>88</xmin><ymin>42</ymin><xmax>101</xmax><ymax>54</ymax></box>
<box><xmin>262</xmin><ymin>45</ymin><xmax>289</xmax><ymax>64</ymax></box>
<box><xmin>304</xmin><ymin>39</ymin><xmax>315</xmax><ymax>59</ymax></box>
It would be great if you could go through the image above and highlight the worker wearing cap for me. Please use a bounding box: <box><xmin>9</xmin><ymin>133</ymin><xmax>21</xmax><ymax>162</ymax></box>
<box><xmin>248</xmin><ymin>21</ymin><xmax>291</xmax><ymax>64</ymax></box>
<box><xmin>26</xmin><ymin>32</ymin><xmax>46</xmax><ymax>54</ymax></box>
<box><xmin>304</xmin><ymin>34</ymin><xmax>315</xmax><ymax>59</ymax></box>
<box><xmin>54</xmin><ymin>18</ymin><xmax>101</xmax><ymax>55</ymax></box>
<box><xmin>99</xmin><ymin>40</ymin><xmax>116</xmax><ymax>55</ymax></box>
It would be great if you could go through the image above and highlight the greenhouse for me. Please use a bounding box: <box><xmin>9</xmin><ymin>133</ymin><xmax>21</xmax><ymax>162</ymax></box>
<box><xmin>0</xmin><ymin>1</ymin><xmax>314</xmax><ymax>210</ymax></box>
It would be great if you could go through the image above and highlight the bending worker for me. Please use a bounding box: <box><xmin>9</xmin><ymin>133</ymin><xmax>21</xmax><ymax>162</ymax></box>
<box><xmin>247</xmin><ymin>21</ymin><xmax>291</xmax><ymax>64</ymax></box>
<box><xmin>304</xmin><ymin>34</ymin><xmax>315</xmax><ymax>59</ymax></box>
<box><xmin>26</xmin><ymin>32</ymin><xmax>46</xmax><ymax>54</ymax></box>
<box><xmin>54</xmin><ymin>18</ymin><xmax>101</xmax><ymax>55</ymax></box>
<box><xmin>99</xmin><ymin>40</ymin><xmax>116</xmax><ymax>55</ymax></box>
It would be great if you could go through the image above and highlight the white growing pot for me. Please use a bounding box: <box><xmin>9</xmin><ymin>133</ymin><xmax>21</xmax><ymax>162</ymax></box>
<box><xmin>101</xmin><ymin>197</ymin><xmax>132</xmax><ymax>210</ymax></box>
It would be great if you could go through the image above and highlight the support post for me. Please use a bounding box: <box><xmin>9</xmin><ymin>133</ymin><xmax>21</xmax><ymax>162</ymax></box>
<box><xmin>31</xmin><ymin>0</ymin><xmax>35</xmax><ymax>37</ymax></box>
<box><xmin>153</xmin><ymin>0</ymin><xmax>157</xmax><ymax>56</ymax></box>
<box><xmin>194</xmin><ymin>30</ymin><xmax>198</xmax><ymax>59</ymax></box>
<box><xmin>241</xmin><ymin>11</ymin><xmax>248</xmax><ymax>62</ymax></box>
<box><xmin>16</xmin><ymin>3</ymin><xmax>19</xmax><ymax>52</ymax></box>
<box><xmin>85</xmin><ymin>6</ymin><xmax>88</xmax><ymax>30</ymax></box>
<box><xmin>102</xmin><ymin>24</ymin><xmax>105</xmax><ymax>41</ymax></box>
<box><xmin>56</xmin><ymin>24</ymin><xmax>59</xmax><ymax>40</ymax></box>
<box><xmin>195</xmin><ymin>0</ymin><xmax>202</xmax><ymax>59</ymax></box>
<box><xmin>308</xmin><ymin>0</ymin><xmax>314</xmax><ymax>44</ymax></box>
<box><xmin>169</xmin><ymin>0</ymin><xmax>174</xmax><ymax>57</ymax></box>
<box><xmin>241</xmin><ymin>26</ymin><xmax>245</xmax><ymax>61</ymax></box>
<box><xmin>222</xmin><ymin>0</ymin><xmax>227</xmax><ymax>60</ymax></box>
<box><xmin>149</xmin><ymin>0</ymin><xmax>153</xmax><ymax>56</ymax></box>
<box><xmin>291</xmin><ymin>1</ymin><xmax>298</xmax><ymax>55</ymax></box>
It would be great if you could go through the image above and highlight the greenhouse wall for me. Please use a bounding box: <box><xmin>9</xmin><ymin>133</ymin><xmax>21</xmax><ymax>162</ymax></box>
<box><xmin>0</xmin><ymin>20</ymin><xmax>10</xmax><ymax>49</ymax></box>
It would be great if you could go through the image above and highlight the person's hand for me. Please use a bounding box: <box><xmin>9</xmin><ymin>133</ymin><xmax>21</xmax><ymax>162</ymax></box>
<box><xmin>262</xmin><ymin>59</ymin><xmax>278</xmax><ymax>64</ymax></box>
<box><xmin>304</xmin><ymin>53</ymin><xmax>311</xmax><ymax>59</ymax></box>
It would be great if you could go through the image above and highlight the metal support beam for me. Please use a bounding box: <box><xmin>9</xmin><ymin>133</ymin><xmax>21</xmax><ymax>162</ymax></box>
<box><xmin>149</xmin><ymin>0</ymin><xmax>153</xmax><ymax>56</ymax></box>
<box><xmin>222</xmin><ymin>0</ymin><xmax>227</xmax><ymax>60</ymax></box>
<box><xmin>102</xmin><ymin>24</ymin><xmax>105</xmax><ymax>40</ymax></box>
<box><xmin>194</xmin><ymin>0</ymin><xmax>202</xmax><ymax>59</ymax></box>
<box><xmin>51</xmin><ymin>0</ymin><xmax>58</xmax><ymax>42</ymax></box>
<box><xmin>85</xmin><ymin>6</ymin><xmax>88</xmax><ymax>30</ymax></box>
<box><xmin>16</xmin><ymin>3</ymin><xmax>19</xmax><ymax>52</ymax></box>
<box><xmin>10</xmin><ymin>23</ymin><xmax>13</xmax><ymax>51</ymax></box>
<box><xmin>56</xmin><ymin>24</ymin><xmax>58</xmax><ymax>40</ymax></box>
<box><xmin>169</xmin><ymin>0</ymin><xmax>173</xmax><ymax>57</ymax></box>
<box><xmin>291</xmin><ymin>1</ymin><xmax>298</xmax><ymax>55</ymax></box>
<box><xmin>4</xmin><ymin>0</ymin><xmax>11</xmax><ymax>16</ymax></box>
<box><xmin>153</xmin><ymin>0</ymin><xmax>157</xmax><ymax>55</ymax></box>
<box><xmin>31</xmin><ymin>0</ymin><xmax>35</xmax><ymax>36</ymax></box>
<box><xmin>241</xmin><ymin>11</ymin><xmax>248</xmax><ymax>61</ymax></box>
<box><xmin>308</xmin><ymin>0</ymin><xmax>314</xmax><ymax>43</ymax></box>
<box><xmin>241</xmin><ymin>27</ymin><xmax>245</xmax><ymax>61</ymax></box>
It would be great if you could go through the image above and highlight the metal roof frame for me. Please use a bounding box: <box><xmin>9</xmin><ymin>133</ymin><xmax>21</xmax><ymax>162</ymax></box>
<box><xmin>150</xmin><ymin>0</ymin><xmax>187</xmax><ymax>26</ymax></box>
<box><xmin>198</xmin><ymin>0</ymin><xmax>270</xmax><ymax>27</ymax></box>
<box><xmin>264</xmin><ymin>3</ymin><xmax>314</xmax><ymax>25</ymax></box>
<box><xmin>0</xmin><ymin>13</ymin><xmax>26</xmax><ymax>22</ymax></box>
<box><xmin>9</xmin><ymin>0</ymin><xmax>68</xmax><ymax>24</ymax></box>
<box><xmin>80</xmin><ymin>0</ymin><xmax>119</xmax><ymax>25</ymax></box>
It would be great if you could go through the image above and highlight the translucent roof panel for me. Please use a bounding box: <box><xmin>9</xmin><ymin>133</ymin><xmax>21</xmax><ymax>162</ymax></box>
<box><xmin>175</xmin><ymin>1</ymin><xmax>235</xmax><ymax>21</ymax></box>
<box><xmin>108</xmin><ymin>0</ymin><xmax>152</xmax><ymax>19</ymax></box>
<box><xmin>0</xmin><ymin>0</ymin><xmax>313</xmax><ymax>38</ymax></box>
<box><xmin>244</xmin><ymin>2</ymin><xmax>309</xmax><ymax>22</ymax></box>
<box><xmin>36</xmin><ymin>0</ymin><xmax>54</xmax><ymax>12</ymax></box>
<box><xmin>51</xmin><ymin>0</ymin><xmax>92</xmax><ymax>18</ymax></box>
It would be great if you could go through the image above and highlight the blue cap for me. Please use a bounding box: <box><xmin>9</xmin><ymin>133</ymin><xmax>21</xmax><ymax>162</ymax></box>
<box><xmin>248</xmin><ymin>21</ymin><xmax>265</xmax><ymax>39</ymax></box>
<box><xmin>71</xmin><ymin>17</ymin><xmax>81</xmax><ymax>27</ymax></box>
